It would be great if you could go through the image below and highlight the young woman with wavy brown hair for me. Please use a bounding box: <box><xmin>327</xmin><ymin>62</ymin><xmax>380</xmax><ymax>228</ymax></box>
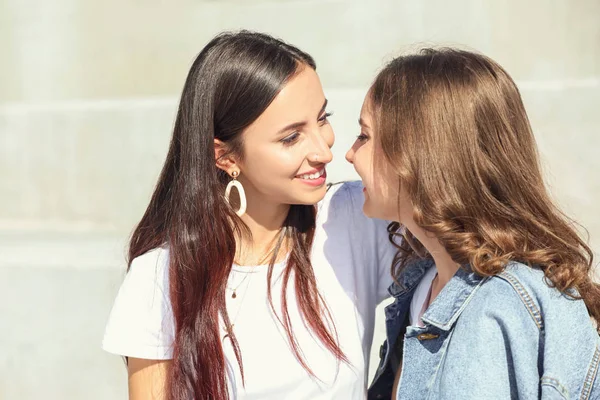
<box><xmin>346</xmin><ymin>48</ymin><xmax>600</xmax><ymax>399</ymax></box>
<box><xmin>102</xmin><ymin>31</ymin><xmax>396</xmax><ymax>400</ymax></box>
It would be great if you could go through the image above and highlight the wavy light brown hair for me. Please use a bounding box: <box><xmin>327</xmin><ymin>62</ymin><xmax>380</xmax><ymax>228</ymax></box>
<box><xmin>372</xmin><ymin>48</ymin><xmax>600</xmax><ymax>327</ymax></box>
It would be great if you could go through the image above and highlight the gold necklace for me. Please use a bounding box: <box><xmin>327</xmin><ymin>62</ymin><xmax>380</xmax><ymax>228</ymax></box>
<box><xmin>223</xmin><ymin>234</ymin><xmax>287</xmax><ymax>340</ymax></box>
<box><xmin>222</xmin><ymin>267</ymin><xmax>256</xmax><ymax>342</ymax></box>
<box><xmin>226</xmin><ymin>264</ymin><xmax>258</xmax><ymax>299</ymax></box>
<box><xmin>228</xmin><ymin>237</ymin><xmax>285</xmax><ymax>298</ymax></box>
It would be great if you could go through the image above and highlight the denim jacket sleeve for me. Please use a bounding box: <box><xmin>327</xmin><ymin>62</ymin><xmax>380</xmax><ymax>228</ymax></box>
<box><xmin>440</xmin><ymin>266</ymin><xmax>600</xmax><ymax>400</ymax></box>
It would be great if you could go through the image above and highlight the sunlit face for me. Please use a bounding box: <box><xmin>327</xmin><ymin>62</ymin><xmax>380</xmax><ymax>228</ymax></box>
<box><xmin>345</xmin><ymin>94</ymin><xmax>411</xmax><ymax>223</ymax></box>
<box><xmin>234</xmin><ymin>66</ymin><xmax>334</xmax><ymax>207</ymax></box>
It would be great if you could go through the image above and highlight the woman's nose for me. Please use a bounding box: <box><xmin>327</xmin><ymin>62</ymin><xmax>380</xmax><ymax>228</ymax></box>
<box><xmin>345</xmin><ymin>147</ymin><xmax>354</xmax><ymax>164</ymax></box>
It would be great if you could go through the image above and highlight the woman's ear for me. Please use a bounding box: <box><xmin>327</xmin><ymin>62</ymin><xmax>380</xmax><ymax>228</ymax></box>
<box><xmin>214</xmin><ymin>139</ymin><xmax>238</xmax><ymax>175</ymax></box>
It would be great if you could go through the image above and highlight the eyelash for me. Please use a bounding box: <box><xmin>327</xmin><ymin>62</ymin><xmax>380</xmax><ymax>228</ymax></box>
<box><xmin>357</xmin><ymin>133</ymin><xmax>369</xmax><ymax>142</ymax></box>
<box><xmin>280</xmin><ymin>132</ymin><xmax>300</xmax><ymax>145</ymax></box>
<box><xmin>319</xmin><ymin>112</ymin><xmax>333</xmax><ymax>123</ymax></box>
<box><xmin>280</xmin><ymin>112</ymin><xmax>333</xmax><ymax>145</ymax></box>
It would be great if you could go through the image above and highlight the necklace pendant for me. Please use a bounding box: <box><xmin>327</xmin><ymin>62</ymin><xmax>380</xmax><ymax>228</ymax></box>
<box><xmin>232</xmin><ymin>291</ymin><xmax>237</xmax><ymax>299</ymax></box>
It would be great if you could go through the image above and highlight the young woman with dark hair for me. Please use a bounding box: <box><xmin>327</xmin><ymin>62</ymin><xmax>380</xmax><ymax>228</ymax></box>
<box><xmin>103</xmin><ymin>31</ymin><xmax>396</xmax><ymax>400</ymax></box>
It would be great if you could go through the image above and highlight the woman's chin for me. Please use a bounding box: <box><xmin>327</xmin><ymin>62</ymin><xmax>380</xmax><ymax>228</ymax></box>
<box><xmin>290</xmin><ymin>185</ymin><xmax>328</xmax><ymax>206</ymax></box>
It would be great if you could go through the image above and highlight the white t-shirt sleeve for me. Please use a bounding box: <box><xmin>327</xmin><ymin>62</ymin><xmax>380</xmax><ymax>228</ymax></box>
<box><xmin>102</xmin><ymin>247</ymin><xmax>175</xmax><ymax>360</ymax></box>
<box><xmin>409</xmin><ymin>266</ymin><xmax>437</xmax><ymax>327</ymax></box>
<box><xmin>328</xmin><ymin>182</ymin><xmax>398</xmax><ymax>304</ymax></box>
<box><xmin>348</xmin><ymin>183</ymin><xmax>397</xmax><ymax>304</ymax></box>
<box><xmin>371</xmin><ymin>216</ymin><xmax>397</xmax><ymax>305</ymax></box>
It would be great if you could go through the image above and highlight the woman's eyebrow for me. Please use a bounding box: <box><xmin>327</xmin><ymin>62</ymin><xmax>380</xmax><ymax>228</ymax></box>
<box><xmin>276</xmin><ymin>99</ymin><xmax>329</xmax><ymax>135</ymax></box>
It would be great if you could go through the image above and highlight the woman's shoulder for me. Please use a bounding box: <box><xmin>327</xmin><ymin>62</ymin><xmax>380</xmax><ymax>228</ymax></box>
<box><xmin>473</xmin><ymin>262</ymin><xmax>591</xmax><ymax>329</ymax></box>
<box><xmin>491</xmin><ymin>262</ymin><xmax>574</xmax><ymax>305</ymax></box>
<box><xmin>318</xmin><ymin>180</ymin><xmax>391</xmax><ymax>235</ymax></box>
<box><xmin>102</xmin><ymin>246</ymin><xmax>174</xmax><ymax>359</ymax></box>
<box><xmin>114</xmin><ymin>246</ymin><xmax>172</xmax><ymax>311</ymax></box>
<box><xmin>473</xmin><ymin>266</ymin><xmax>600</xmax><ymax>398</ymax></box>
<box><xmin>319</xmin><ymin>181</ymin><xmax>364</xmax><ymax>218</ymax></box>
<box><xmin>116</xmin><ymin>246</ymin><xmax>172</xmax><ymax>300</ymax></box>
<box><xmin>324</xmin><ymin>180</ymin><xmax>364</xmax><ymax>203</ymax></box>
<box><xmin>128</xmin><ymin>246</ymin><xmax>170</xmax><ymax>280</ymax></box>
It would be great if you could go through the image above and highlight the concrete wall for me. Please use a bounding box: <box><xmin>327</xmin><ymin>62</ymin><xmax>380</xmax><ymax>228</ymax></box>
<box><xmin>1</xmin><ymin>0</ymin><xmax>598</xmax><ymax>398</ymax></box>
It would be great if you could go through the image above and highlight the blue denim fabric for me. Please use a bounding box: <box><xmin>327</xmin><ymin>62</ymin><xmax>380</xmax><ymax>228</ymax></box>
<box><xmin>368</xmin><ymin>260</ymin><xmax>600</xmax><ymax>400</ymax></box>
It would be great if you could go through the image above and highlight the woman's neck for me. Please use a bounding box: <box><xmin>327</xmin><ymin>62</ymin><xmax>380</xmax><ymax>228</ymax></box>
<box><xmin>234</xmin><ymin>195</ymin><xmax>291</xmax><ymax>266</ymax></box>
<box><xmin>406</xmin><ymin>224</ymin><xmax>460</xmax><ymax>302</ymax></box>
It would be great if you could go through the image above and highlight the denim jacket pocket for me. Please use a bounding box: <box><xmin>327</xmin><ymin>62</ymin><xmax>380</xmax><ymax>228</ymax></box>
<box><xmin>540</xmin><ymin>376</ymin><xmax>569</xmax><ymax>399</ymax></box>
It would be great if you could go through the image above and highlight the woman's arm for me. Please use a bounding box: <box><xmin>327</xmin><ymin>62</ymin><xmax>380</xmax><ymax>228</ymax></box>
<box><xmin>128</xmin><ymin>358</ymin><xmax>170</xmax><ymax>400</ymax></box>
<box><xmin>102</xmin><ymin>249</ymin><xmax>176</xmax><ymax>398</ymax></box>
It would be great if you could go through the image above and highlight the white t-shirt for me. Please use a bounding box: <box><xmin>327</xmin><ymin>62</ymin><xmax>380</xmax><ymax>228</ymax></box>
<box><xmin>102</xmin><ymin>181</ymin><xmax>396</xmax><ymax>399</ymax></box>
<box><xmin>409</xmin><ymin>266</ymin><xmax>437</xmax><ymax>327</ymax></box>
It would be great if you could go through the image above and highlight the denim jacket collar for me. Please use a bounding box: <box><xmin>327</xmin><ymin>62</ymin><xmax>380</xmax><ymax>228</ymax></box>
<box><xmin>388</xmin><ymin>259</ymin><xmax>488</xmax><ymax>331</ymax></box>
<box><xmin>388</xmin><ymin>258</ymin><xmax>435</xmax><ymax>298</ymax></box>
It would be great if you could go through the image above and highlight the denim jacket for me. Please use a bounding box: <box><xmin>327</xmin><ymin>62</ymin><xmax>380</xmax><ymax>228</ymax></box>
<box><xmin>368</xmin><ymin>260</ymin><xmax>600</xmax><ymax>400</ymax></box>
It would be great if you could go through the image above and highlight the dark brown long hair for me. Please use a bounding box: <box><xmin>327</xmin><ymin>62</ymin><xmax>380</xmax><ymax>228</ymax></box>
<box><xmin>128</xmin><ymin>31</ymin><xmax>346</xmax><ymax>399</ymax></box>
<box><xmin>372</xmin><ymin>48</ymin><xmax>600</xmax><ymax>327</ymax></box>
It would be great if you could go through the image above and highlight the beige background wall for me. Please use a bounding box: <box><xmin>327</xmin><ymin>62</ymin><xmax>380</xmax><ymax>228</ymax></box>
<box><xmin>1</xmin><ymin>1</ymin><xmax>598</xmax><ymax>398</ymax></box>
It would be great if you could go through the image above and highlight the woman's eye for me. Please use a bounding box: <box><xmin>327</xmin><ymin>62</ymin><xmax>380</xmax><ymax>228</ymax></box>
<box><xmin>357</xmin><ymin>133</ymin><xmax>369</xmax><ymax>142</ymax></box>
<box><xmin>318</xmin><ymin>112</ymin><xmax>333</xmax><ymax>124</ymax></box>
<box><xmin>280</xmin><ymin>132</ymin><xmax>300</xmax><ymax>145</ymax></box>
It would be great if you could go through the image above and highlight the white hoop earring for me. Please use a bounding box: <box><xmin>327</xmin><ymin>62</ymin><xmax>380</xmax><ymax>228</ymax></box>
<box><xmin>225</xmin><ymin>171</ymin><xmax>247</xmax><ymax>217</ymax></box>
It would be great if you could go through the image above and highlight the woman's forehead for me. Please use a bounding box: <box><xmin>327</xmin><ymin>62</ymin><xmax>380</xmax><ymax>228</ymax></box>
<box><xmin>246</xmin><ymin>67</ymin><xmax>326</xmax><ymax>135</ymax></box>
